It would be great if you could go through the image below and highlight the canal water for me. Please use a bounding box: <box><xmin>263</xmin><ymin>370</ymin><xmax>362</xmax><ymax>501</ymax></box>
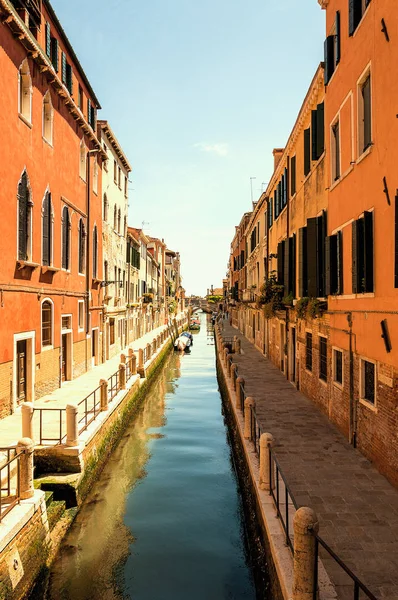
<box><xmin>46</xmin><ymin>314</ymin><xmax>258</xmax><ymax>600</ymax></box>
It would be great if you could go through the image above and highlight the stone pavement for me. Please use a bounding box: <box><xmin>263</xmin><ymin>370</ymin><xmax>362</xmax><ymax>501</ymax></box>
<box><xmin>0</xmin><ymin>318</ymin><xmax>181</xmax><ymax>449</ymax></box>
<box><xmin>220</xmin><ymin>322</ymin><xmax>398</xmax><ymax>600</ymax></box>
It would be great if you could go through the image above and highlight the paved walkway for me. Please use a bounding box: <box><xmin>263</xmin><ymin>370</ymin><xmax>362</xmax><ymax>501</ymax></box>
<box><xmin>220</xmin><ymin>322</ymin><xmax>398</xmax><ymax>600</ymax></box>
<box><xmin>0</xmin><ymin>318</ymin><xmax>182</xmax><ymax>448</ymax></box>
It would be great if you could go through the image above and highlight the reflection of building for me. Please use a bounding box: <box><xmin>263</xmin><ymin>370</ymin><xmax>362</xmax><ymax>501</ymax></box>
<box><xmin>0</xmin><ymin>0</ymin><xmax>103</xmax><ymax>417</ymax></box>
<box><xmin>98</xmin><ymin>120</ymin><xmax>132</xmax><ymax>360</ymax></box>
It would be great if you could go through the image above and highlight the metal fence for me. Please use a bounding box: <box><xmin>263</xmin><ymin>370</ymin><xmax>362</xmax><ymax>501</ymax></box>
<box><xmin>35</xmin><ymin>407</ymin><xmax>66</xmax><ymax>445</ymax></box>
<box><xmin>78</xmin><ymin>385</ymin><xmax>102</xmax><ymax>434</ymax></box>
<box><xmin>108</xmin><ymin>370</ymin><xmax>120</xmax><ymax>402</ymax></box>
<box><xmin>0</xmin><ymin>447</ymin><xmax>21</xmax><ymax>522</ymax></box>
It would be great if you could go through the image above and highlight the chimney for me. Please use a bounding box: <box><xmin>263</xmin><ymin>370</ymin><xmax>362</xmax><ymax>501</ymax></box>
<box><xmin>273</xmin><ymin>148</ymin><xmax>285</xmax><ymax>171</ymax></box>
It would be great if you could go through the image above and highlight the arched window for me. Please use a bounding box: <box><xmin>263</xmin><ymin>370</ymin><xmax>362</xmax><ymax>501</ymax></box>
<box><xmin>79</xmin><ymin>139</ymin><xmax>86</xmax><ymax>180</ymax></box>
<box><xmin>113</xmin><ymin>205</ymin><xmax>117</xmax><ymax>230</ymax></box>
<box><xmin>42</xmin><ymin>91</ymin><xmax>53</xmax><ymax>144</ymax></box>
<box><xmin>17</xmin><ymin>171</ymin><xmax>32</xmax><ymax>261</ymax></box>
<box><xmin>19</xmin><ymin>59</ymin><xmax>32</xmax><ymax>122</ymax></box>
<box><xmin>117</xmin><ymin>209</ymin><xmax>121</xmax><ymax>234</ymax></box>
<box><xmin>93</xmin><ymin>225</ymin><xmax>98</xmax><ymax>278</ymax></box>
<box><xmin>103</xmin><ymin>193</ymin><xmax>108</xmax><ymax>221</ymax></box>
<box><xmin>42</xmin><ymin>191</ymin><xmax>52</xmax><ymax>266</ymax></box>
<box><xmin>78</xmin><ymin>218</ymin><xmax>86</xmax><ymax>274</ymax></box>
<box><xmin>62</xmin><ymin>206</ymin><xmax>70</xmax><ymax>270</ymax></box>
<box><xmin>41</xmin><ymin>300</ymin><xmax>53</xmax><ymax>347</ymax></box>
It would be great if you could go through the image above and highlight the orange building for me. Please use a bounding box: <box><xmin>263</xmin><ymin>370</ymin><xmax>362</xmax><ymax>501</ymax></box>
<box><xmin>319</xmin><ymin>0</ymin><xmax>398</xmax><ymax>483</ymax></box>
<box><xmin>0</xmin><ymin>0</ymin><xmax>104</xmax><ymax>417</ymax></box>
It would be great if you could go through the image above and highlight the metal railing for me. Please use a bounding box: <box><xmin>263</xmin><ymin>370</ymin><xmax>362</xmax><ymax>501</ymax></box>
<box><xmin>35</xmin><ymin>408</ymin><xmax>66</xmax><ymax>445</ymax></box>
<box><xmin>78</xmin><ymin>385</ymin><xmax>102</xmax><ymax>434</ymax></box>
<box><xmin>108</xmin><ymin>370</ymin><xmax>120</xmax><ymax>402</ymax></box>
<box><xmin>250</xmin><ymin>405</ymin><xmax>263</xmax><ymax>457</ymax></box>
<box><xmin>0</xmin><ymin>447</ymin><xmax>21</xmax><ymax>522</ymax></box>
<box><xmin>268</xmin><ymin>447</ymin><xmax>297</xmax><ymax>553</ymax></box>
<box><xmin>126</xmin><ymin>356</ymin><xmax>135</xmax><ymax>381</ymax></box>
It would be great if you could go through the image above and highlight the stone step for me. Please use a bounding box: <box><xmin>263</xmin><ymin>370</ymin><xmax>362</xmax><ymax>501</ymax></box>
<box><xmin>44</xmin><ymin>490</ymin><xmax>54</xmax><ymax>507</ymax></box>
<box><xmin>47</xmin><ymin>499</ymin><xmax>66</xmax><ymax>531</ymax></box>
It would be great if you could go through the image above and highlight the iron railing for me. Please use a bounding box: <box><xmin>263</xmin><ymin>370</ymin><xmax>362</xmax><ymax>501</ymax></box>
<box><xmin>35</xmin><ymin>408</ymin><xmax>66</xmax><ymax>445</ymax></box>
<box><xmin>268</xmin><ymin>447</ymin><xmax>297</xmax><ymax>552</ymax></box>
<box><xmin>108</xmin><ymin>370</ymin><xmax>120</xmax><ymax>402</ymax></box>
<box><xmin>0</xmin><ymin>447</ymin><xmax>21</xmax><ymax>522</ymax></box>
<box><xmin>250</xmin><ymin>405</ymin><xmax>263</xmax><ymax>457</ymax></box>
<box><xmin>78</xmin><ymin>385</ymin><xmax>102</xmax><ymax>434</ymax></box>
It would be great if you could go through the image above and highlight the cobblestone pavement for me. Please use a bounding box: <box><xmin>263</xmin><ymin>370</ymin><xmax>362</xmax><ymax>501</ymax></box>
<box><xmin>220</xmin><ymin>322</ymin><xmax>398</xmax><ymax>600</ymax></box>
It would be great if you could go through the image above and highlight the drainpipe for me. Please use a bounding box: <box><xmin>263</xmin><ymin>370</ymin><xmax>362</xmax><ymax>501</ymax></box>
<box><xmin>347</xmin><ymin>312</ymin><xmax>356</xmax><ymax>447</ymax></box>
<box><xmin>86</xmin><ymin>149</ymin><xmax>98</xmax><ymax>339</ymax></box>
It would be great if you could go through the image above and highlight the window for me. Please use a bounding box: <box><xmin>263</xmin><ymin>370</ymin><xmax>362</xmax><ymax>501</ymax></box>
<box><xmin>360</xmin><ymin>358</ymin><xmax>375</xmax><ymax>404</ymax></box>
<box><xmin>62</xmin><ymin>315</ymin><xmax>71</xmax><ymax>330</ymax></box>
<box><xmin>352</xmin><ymin>211</ymin><xmax>373</xmax><ymax>293</ymax></box>
<box><xmin>19</xmin><ymin>59</ymin><xmax>32</xmax><ymax>123</ymax></box>
<box><xmin>87</xmin><ymin>99</ymin><xmax>96</xmax><ymax>129</ymax></box>
<box><xmin>109</xmin><ymin>318</ymin><xmax>115</xmax><ymax>345</ymax></box>
<box><xmin>304</xmin><ymin>128</ymin><xmax>311</xmax><ymax>176</ymax></box>
<box><xmin>17</xmin><ymin>171</ymin><xmax>32</xmax><ymax>261</ymax></box>
<box><xmin>325</xmin><ymin>230</ymin><xmax>343</xmax><ymax>295</ymax></box>
<box><xmin>50</xmin><ymin>37</ymin><xmax>59</xmax><ymax>72</ymax></box>
<box><xmin>118</xmin><ymin>167</ymin><xmax>121</xmax><ymax>189</ymax></box>
<box><xmin>124</xmin><ymin>176</ymin><xmax>128</xmax><ymax>197</ymax></box>
<box><xmin>349</xmin><ymin>0</ymin><xmax>371</xmax><ymax>37</ymax></box>
<box><xmin>42</xmin><ymin>191</ymin><xmax>52</xmax><ymax>266</ymax></box>
<box><xmin>319</xmin><ymin>336</ymin><xmax>327</xmax><ymax>382</ymax></box>
<box><xmin>311</xmin><ymin>102</ymin><xmax>325</xmax><ymax>161</ymax></box>
<box><xmin>331</xmin><ymin>120</ymin><xmax>340</xmax><ymax>181</ymax></box>
<box><xmin>103</xmin><ymin>193</ymin><xmax>108</xmax><ymax>221</ymax></box>
<box><xmin>79</xmin><ymin>140</ymin><xmax>87</xmax><ymax>180</ymax></box>
<box><xmin>114</xmin><ymin>160</ymin><xmax>117</xmax><ymax>183</ymax></box>
<box><xmin>78</xmin><ymin>301</ymin><xmax>84</xmax><ymax>330</ymax></box>
<box><xmin>93</xmin><ymin>160</ymin><xmax>98</xmax><ymax>194</ymax></box>
<box><xmin>113</xmin><ymin>205</ymin><xmax>117</xmax><ymax>230</ymax></box>
<box><xmin>306</xmin><ymin>332</ymin><xmax>313</xmax><ymax>371</ymax></box>
<box><xmin>41</xmin><ymin>300</ymin><xmax>52</xmax><ymax>347</ymax></box>
<box><xmin>78</xmin><ymin>85</ymin><xmax>83</xmax><ymax>110</ymax></box>
<box><xmin>333</xmin><ymin>349</ymin><xmax>343</xmax><ymax>385</ymax></box>
<box><xmin>78</xmin><ymin>219</ymin><xmax>86</xmax><ymax>274</ymax></box>
<box><xmin>93</xmin><ymin>225</ymin><xmax>98</xmax><ymax>278</ymax></box>
<box><xmin>62</xmin><ymin>206</ymin><xmax>70</xmax><ymax>270</ymax></box>
<box><xmin>290</xmin><ymin>156</ymin><xmax>296</xmax><ymax>195</ymax></box>
<box><xmin>117</xmin><ymin>209</ymin><xmax>121</xmax><ymax>234</ymax></box>
<box><xmin>61</xmin><ymin>52</ymin><xmax>73</xmax><ymax>95</ymax></box>
<box><xmin>358</xmin><ymin>73</ymin><xmax>372</xmax><ymax>155</ymax></box>
<box><xmin>268</xmin><ymin>199</ymin><xmax>273</xmax><ymax>228</ymax></box>
<box><xmin>324</xmin><ymin>12</ymin><xmax>340</xmax><ymax>85</ymax></box>
<box><xmin>42</xmin><ymin>91</ymin><xmax>53</xmax><ymax>144</ymax></box>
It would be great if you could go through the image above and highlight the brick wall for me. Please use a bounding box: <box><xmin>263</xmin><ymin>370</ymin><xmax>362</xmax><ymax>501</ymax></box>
<box><xmin>35</xmin><ymin>347</ymin><xmax>59</xmax><ymax>399</ymax></box>
<box><xmin>0</xmin><ymin>362</ymin><xmax>12</xmax><ymax>419</ymax></box>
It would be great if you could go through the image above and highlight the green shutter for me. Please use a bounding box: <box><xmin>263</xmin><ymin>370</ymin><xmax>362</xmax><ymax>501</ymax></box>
<box><xmin>51</xmin><ymin>37</ymin><xmax>58</xmax><ymax>71</ymax></box>
<box><xmin>61</xmin><ymin>52</ymin><xmax>67</xmax><ymax>84</ymax></box>
<box><xmin>45</xmin><ymin>22</ymin><xmax>51</xmax><ymax>57</ymax></box>
<box><xmin>304</xmin><ymin>128</ymin><xmax>311</xmax><ymax>176</ymax></box>
<box><xmin>291</xmin><ymin>156</ymin><xmax>296</xmax><ymax>195</ymax></box>
<box><xmin>335</xmin><ymin>11</ymin><xmax>341</xmax><ymax>64</ymax></box>
<box><xmin>364</xmin><ymin>211</ymin><xmax>374</xmax><ymax>292</ymax></box>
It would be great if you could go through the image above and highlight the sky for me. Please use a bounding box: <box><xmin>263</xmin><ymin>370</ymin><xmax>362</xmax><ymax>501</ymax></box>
<box><xmin>51</xmin><ymin>0</ymin><xmax>325</xmax><ymax>296</ymax></box>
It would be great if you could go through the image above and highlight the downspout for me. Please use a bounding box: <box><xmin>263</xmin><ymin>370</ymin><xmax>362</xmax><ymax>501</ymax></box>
<box><xmin>347</xmin><ymin>312</ymin><xmax>356</xmax><ymax>446</ymax></box>
<box><xmin>86</xmin><ymin>150</ymin><xmax>91</xmax><ymax>338</ymax></box>
<box><xmin>286</xmin><ymin>157</ymin><xmax>290</xmax><ymax>379</ymax></box>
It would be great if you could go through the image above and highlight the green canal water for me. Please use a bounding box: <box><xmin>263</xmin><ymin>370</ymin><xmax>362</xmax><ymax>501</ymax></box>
<box><xmin>46</xmin><ymin>314</ymin><xmax>261</xmax><ymax>600</ymax></box>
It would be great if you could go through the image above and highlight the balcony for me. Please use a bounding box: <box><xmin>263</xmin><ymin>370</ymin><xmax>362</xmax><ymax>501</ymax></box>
<box><xmin>242</xmin><ymin>289</ymin><xmax>257</xmax><ymax>303</ymax></box>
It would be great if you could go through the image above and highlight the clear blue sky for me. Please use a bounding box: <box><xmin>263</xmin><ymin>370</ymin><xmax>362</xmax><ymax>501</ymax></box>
<box><xmin>52</xmin><ymin>0</ymin><xmax>325</xmax><ymax>296</ymax></box>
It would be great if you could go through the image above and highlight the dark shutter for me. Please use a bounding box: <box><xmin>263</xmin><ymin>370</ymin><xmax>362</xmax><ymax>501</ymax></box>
<box><xmin>349</xmin><ymin>0</ymin><xmax>361</xmax><ymax>36</ymax></box>
<box><xmin>18</xmin><ymin>173</ymin><xmax>29</xmax><ymax>261</ymax></box>
<box><xmin>51</xmin><ymin>37</ymin><xmax>58</xmax><ymax>71</ymax></box>
<box><xmin>298</xmin><ymin>227</ymin><xmax>308</xmax><ymax>297</ymax></box>
<box><xmin>42</xmin><ymin>192</ymin><xmax>51</xmax><ymax>266</ymax></box>
<box><xmin>62</xmin><ymin>207</ymin><xmax>69</xmax><ymax>270</ymax></box>
<box><xmin>274</xmin><ymin>190</ymin><xmax>278</xmax><ymax>219</ymax></box>
<box><xmin>317</xmin><ymin>211</ymin><xmax>327</xmax><ymax>297</ymax></box>
<box><xmin>307</xmin><ymin>217</ymin><xmax>318</xmax><ymax>297</ymax></box>
<box><xmin>324</xmin><ymin>35</ymin><xmax>335</xmax><ymax>85</ymax></box>
<box><xmin>335</xmin><ymin>11</ymin><xmax>341</xmax><ymax>64</ymax></box>
<box><xmin>278</xmin><ymin>181</ymin><xmax>282</xmax><ymax>214</ymax></box>
<box><xmin>311</xmin><ymin>110</ymin><xmax>318</xmax><ymax>161</ymax></box>
<box><xmin>362</xmin><ymin>76</ymin><xmax>371</xmax><ymax>151</ymax></box>
<box><xmin>66</xmin><ymin>63</ymin><xmax>73</xmax><ymax>94</ymax></box>
<box><xmin>317</xmin><ymin>102</ymin><xmax>325</xmax><ymax>158</ymax></box>
<box><xmin>268</xmin><ymin>199</ymin><xmax>273</xmax><ymax>228</ymax></box>
<box><xmin>88</xmin><ymin>99</ymin><xmax>92</xmax><ymax>126</ymax></box>
<box><xmin>337</xmin><ymin>230</ymin><xmax>343</xmax><ymax>294</ymax></box>
<box><xmin>290</xmin><ymin>235</ymin><xmax>296</xmax><ymax>297</ymax></box>
<box><xmin>61</xmin><ymin>52</ymin><xmax>67</xmax><ymax>84</ymax></box>
<box><xmin>45</xmin><ymin>22</ymin><xmax>51</xmax><ymax>57</ymax></box>
<box><xmin>277</xmin><ymin>241</ymin><xmax>284</xmax><ymax>285</ymax></box>
<box><xmin>93</xmin><ymin>226</ymin><xmax>98</xmax><ymax>278</ymax></box>
<box><xmin>284</xmin><ymin>239</ymin><xmax>290</xmax><ymax>294</ymax></box>
<box><xmin>291</xmin><ymin>156</ymin><xmax>296</xmax><ymax>195</ymax></box>
<box><xmin>281</xmin><ymin>174</ymin><xmax>285</xmax><ymax>208</ymax></box>
<box><xmin>352</xmin><ymin>218</ymin><xmax>365</xmax><ymax>293</ymax></box>
<box><xmin>304</xmin><ymin>128</ymin><xmax>311</xmax><ymax>176</ymax></box>
<box><xmin>325</xmin><ymin>234</ymin><xmax>338</xmax><ymax>296</ymax></box>
<box><xmin>285</xmin><ymin>166</ymin><xmax>289</xmax><ymax>203</ymax></box>
<box><xmin>364</xmin><ymin>211</ymin><xmax>374</xmax><ymax>292</ymax></box>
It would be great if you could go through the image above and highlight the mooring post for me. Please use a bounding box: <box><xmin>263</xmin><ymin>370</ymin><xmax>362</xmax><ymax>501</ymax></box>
<box><xmin>259</xmin><ymin>433</ymin><xmax>275</xmax><ymax>491</ymax></box>
<box><xmin>16</xmin><ymin>438</ymin><xmax>34</xmax><ymax>499</ymax></box>
<box><xmin>119</xmin><ymin>363</ymin><xmax>126</xmax><ymax>390</ymax></box>
<box><xmin>235</xmin><ymin>338</ymin><xmax>241</xmax><ymax>354</ymax></box>
<box><xmin>100</xmin><ymin>378</ymin><xmax>108</xmax><ymax>411</ymax></box>
<box><xmin>21</xmin><ymin>402</ymin><xmax>34</xmax><ymax>440</ymax></box>
<box><xmin>244</xmin><ymin>397</ymin><xmax>255</xmax><ymax>440</ymax></box>
<box><xmin>66</xmin><ymin>404</ymin><xmax>79</xmax><ymax>447</ymax></box>
<box><xmin>130</xmin><ymin>352</ymin><xmax>137</xmax><ymax>376</ymax></box>
<box><xmin>293</xmin><ymin>507</ymin><xmax>319</xmax><ymax>600</ymax></box>
<box><xmin>236</xmin><ymin>376</ymin><xmax>244</xmax><ymax>410</ymax></box>
<box><xmin>120</xmin><ymin>353</ymin><xmax>126</xmax><ymax>364</ymax></box>
<box><xmin>146</xmin><ymin>343</ymin><xmax>151</xmax><ymax>360</ymax></box>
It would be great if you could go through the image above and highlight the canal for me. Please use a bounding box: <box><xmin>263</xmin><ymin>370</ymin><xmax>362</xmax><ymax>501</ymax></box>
<box><xmin>45</xmin><ymin>314</ymin><xmax>261</xmax><ymax>600</ymax></box>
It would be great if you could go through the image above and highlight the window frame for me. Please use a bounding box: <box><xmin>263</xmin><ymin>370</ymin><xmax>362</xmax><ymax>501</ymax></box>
<box><xmin>305</xmin><ymin>331</ymin><xmax>313</xmax><ymax>372</ymax></box>
<box><xmin>332</xmin><ymin>347</ymin><xmax>344</xmax><ymax>388</ymax></box>
<box><xmin>357</xmin><ymin>65</ymin><xmax>372</xmax><ymax>159</ymax></box>
<box><xmin>18</xmin><ymin>59</ymin><xmax>32</xmax><ymax>125</ymax></box>
<box><xmin>41</xmin><ymin>298</ymin><xmax>54</xmax><ymax>350</ymax></box>
<box><xmin>318</xmin><ymin>335</ymin><xmax>328</xmax><ymax>383</ymax></box>
<box><xmin>78</xmin><ymin>300</ymin><xmax>85</xmax><ymax>332</ymax></box>
<box><xmin>359</xmin><ymin>356</ymin><xmax>377</xmax><ymax>408</ymax></box>
<box><xmin>42</xmin><ymin>91</ymin><xmax>54</xmax><ymax>146</ymax></box>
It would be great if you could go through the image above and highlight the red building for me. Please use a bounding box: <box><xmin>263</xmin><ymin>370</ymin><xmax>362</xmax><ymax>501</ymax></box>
<box><xmin>0</xmin><ymin>0</ymin><xmax>104</xmax><ymax>417</ymax></box>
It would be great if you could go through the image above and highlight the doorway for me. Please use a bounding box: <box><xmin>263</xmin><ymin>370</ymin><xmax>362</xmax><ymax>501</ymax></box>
<box><xmin>13</xmin><ymin>332</ymin><xmax>35</xmax><ymax>411</ymax></box>
<box><xmin>61</xmin><ymin>334</ymin><xmax>67</xmax><ymax>382</ymax></box>
<box><xmin>290</xmin><ymin>327</ymin><xmax>296</xmax><ymax>384</ymax></box>
<box><xmin>92</xmin><ymin>328</ymin><xmax>99</xmax><ymax>367</ymax></box>
<box><xmin>16</xmin><ymin>340</ymin><xmax>27</xmax><ymax>403</ymax></box>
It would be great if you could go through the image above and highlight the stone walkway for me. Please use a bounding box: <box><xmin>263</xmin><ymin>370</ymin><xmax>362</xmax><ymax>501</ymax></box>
<box><xmin>220</xmin><ymin>322</ymin><xmax>398</xmax><ymax>600</ymax></box>
<box><xmin>0</xmin><ymin>317</ymin><xmax>183</xmax><ymax>449</ymax></box>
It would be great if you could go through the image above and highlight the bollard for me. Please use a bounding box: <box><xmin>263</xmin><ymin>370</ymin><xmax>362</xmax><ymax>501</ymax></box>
<box><xmin>120</xmin><ymin>353</ymin><xmax>126</xmax><ymax>364</ymax></box>
<box><xmin>130</xmin><ymin>353</ymin><xmax>137</xmax><ymax>375</ymax></box>
<box><xmin>224</xmin><ymin>348</ymin><xmax>229</xmax><ymax>366</ymax></box>
<box><xmin>146</xmin><ymin>343</ymin><xmax>151</xmax><ymax>360</ymax></box>
<box><xmin>235</xmin><ymin>338</ymin><xmax>241</xmax><ymax>354</ymax></box>
<box><xmin>21</xmin><ymin>402</ymin><xmax>34</xmax><ymax>440</ymax></box>
<box><xmin>235</xmin><ymin>377</ymin><xmax>244</xmax><ymax>410</ymax></box>
<box><xmin>119</xmin><ymin>363</ymin><xmax>126</xmax><ymax>390</ymax></box>
<box><xmin>100</xmin><ymin>379</ymin><xmax>109</xmax><ymax>411</ymax></box>
<box><xmin>244</xmin><ymin>397</ymin><xmax>255</xmax><ymax>440</ymax></box>
<box><xmin>16</xmin><ymin>438</ymin><xmax>34</xmax><ymax>500</ymax></box>
<box><xmin>66</xmin><ymin>404</ymin><xmax>79</xmax><ymax>447</ymax></box>
<box><xmin>231</xmin><ymin>363</ymin><xmax>237</xmax><ymax>387</ymax></box>
<box><xmin>227</xmin><ymin>354</ymin><xmax>233</xmax><ymax>377</ymax></box>
<box><xmin>292</xmin><ymin>507</ymin><xmax>319</xmax><ymax>600</ymax></box>
<box><xmin>157</xmin><ymin>334</ymin><xmax>161</xmax><ymax>348</ymax></box>
<box><xmin>259</xmin><ymin>433</ymin><xmax>275</xmax><ymax>491</ymax></box>
<box><xmin>138</xmin><ymin>348</ymin><xmax>144</xmax><ymax>369</ymax></box>
<box><xmin>153</xmin><ymin>338</ymin><xmax>157</xmax><ymax>353</ymax></box>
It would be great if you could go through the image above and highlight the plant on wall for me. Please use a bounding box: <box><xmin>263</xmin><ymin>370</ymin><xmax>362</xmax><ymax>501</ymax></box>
<box><xmin>258</xmin><ymin>271</ymin><xmax>284</xmax><ymax>318</ymax></box>
<box><xmin>295</xmin><ymin>297</ymin><xmax>327</xmax><ymax>319</ymax></box>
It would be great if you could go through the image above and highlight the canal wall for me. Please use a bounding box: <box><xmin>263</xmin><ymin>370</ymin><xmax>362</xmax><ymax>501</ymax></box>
<box><xmin>215</xmin><ymin>332</ymin><xmax>293</xmax><ymax>600</ymax></box>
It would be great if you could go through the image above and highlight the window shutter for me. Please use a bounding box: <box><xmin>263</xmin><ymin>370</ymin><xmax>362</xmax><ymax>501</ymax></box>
<box><xmin>61</xmin><ymin>52</ymin><xmax>67</xmax><ymax>84</ymax></box>
<box><xmin>62</xmin><ymin>207</ymin><xmax>69</xmax><ymax>270</ymax></box>
<box><xmin>42</xmin><ymin>192</ymin><xmax>51</xmax><ymax>266</ymax></box>
<box><xmin>45</xmin><ymin>23</ymin><xmax>51</xmax><ymax>57</ymax></box>
<box><xmin>278</xmin><ymin>182</ymin><xmax>282</xmax><ymax>215</ymax></box>
<box><xmin>335</xmin><ymin>11</ymin><xmax>341</xmax><ymax>64</ymax></box>
<box><xmin>324</xmin><ymin>36</ymin><xmax>335</xmax><ymax>85</ymax></box>
<box><xmin>349</xmin><ymin>0</ymin><xmax>360</xmax><ymax>36</ymax></box>
<box><xmin>277</xmin><ymin>241</ymin><xmax>284</xmax><ymax>285</ymax></box>
<box><xmin>325</xmin><ymin>234</ymin><xmax>338</xmax><ymax>296</ymax></box>
<box><xmin>311</xmin><ymin>110</ymin><xmax>318</xmax><ymax>161</ymax></box>
<box><xmin>352</xmin><ymin>219</ymin><xmax>364</xmax><ymax>293</ymax></box>
<box><xmin>352</xmin><ymin>221</ymin><xmax>358</xmax><ymax>293</ymax></box>
<box><xmin>274</xmin><ymin>190</ymin><xmax>278</xmax><ymax>219</ymax></box>
<box><xmin>284</xmin><ymin>238</ymin><xmax>290</xmax><ymax>294</ymax></box>
<box><xmin>317</xmin><ymin>211</ymin><xmax>327</xmax><ymax>297</ymax></box>
<box><xmin>304</xmin><ymin>128</ymin><xmax>311</xmax><ymax>176</ymax></box>
<box><xmin>87</xmin><ymin>99</ymin><xmax>91</xmax><ymax>125</ymax></box>
<box><xmin>290</xmin><ymin>235</ymin><xmax>296</xmax><ymax>297</ymax></box>
<box><xmin>307</xmin><ymin>217</ymin><xmax>318</xmax><ymax>297</ymax></box>
<box><xmin>281</xmin><ymin>174</ymin><xmax>285</xmax><ymax>208</ymax></box>
<box><xmin>285</xmin><ymin>166</ymin><xmax>289</xmax><ymax>203</ymax></box>
<box><xmin>363</xmin><ymin>211</ymin><xmax>374</xmax><ymax>292</ymax></box>
<box><xmin>291</xmin><ymin>156</ymin><xmax>296</xmax><ymax>195</ymax></box>
<box><xmin>268</xmin><ymin>199</ymin><xmax>273</xmax><ymax>228</ymax></box>
<box><xmin>337</xmin><ymin>230</ymin><xmax>343</xmax><ymax>294</ymax></box>
<box><xmin>18</xmin><ymin>174</ymin><xmax>28</xmax><ymax>261</ymax></box>
<box><xmin>66</xmin><ymin>64</ymin><xmax>73</xmax><ymax>94</ymax></box>
<box><xmin>316</xmin><ymin>102</ymin><xmax>325</xmax><ymax>158</ymax></box>
<box><xmin>51</xmin><ymin>37</ymin><xmax>58</xmax><ymax>71</ymax></box>
<box><xmin>298</xmin><ymin>227</ymin><xmax>308</xmax><ymax>297</ymax></box>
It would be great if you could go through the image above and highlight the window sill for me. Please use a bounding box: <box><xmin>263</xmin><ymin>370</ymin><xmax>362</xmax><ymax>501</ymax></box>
<box><xmin>79</xmin><ymin>175</ymin><xmax>87</xmax><ymax>183</ymax></box>
<box><xmin>17</xmin><ymin>260</ymin><xmax>39</xmax><ymax>271</ymax></box>
<box><xmin>329</xmin><ymin>165</ymin><xmax>354</xmax><ymax>192</ymax></box>
<box><xmin>61</xmin><ymin>268</ymin><xmax>71</xmax><ymax>274</ymax></box>
<box><xmin>305</xmin><ymin>368</ymin><xmax>313</xmax><ymax>375</ymax></box>
<box><xmin>356</xmin><ymin>144</ymin><xmax>373</xmax><ymax>166</ymax></box>
<box><xmin>18</xmin><ymin>113</ymin><xmax>32</xmax><ymax>128</ymax></box>
<box><xmin>42</xmin><ymin>345</ymin><xmax>54</xmax><ymax>352</ymax></box>
<box><xmin>319</xmin><ymin>377</ymin><xmax>328</xmax><ymax>387</ymax></box>
<box><xmin>78</xmin><ymin>327</ymin><xmax>85</xmax><ymax>333</ymax></box>
<box><xmin>333</xmin><ymin>380</ymin><xmax>344</xmax><ymax>391</ymax></box>
<box><xmin>78</xmin><ymin>272</ymin><xmax>85</xmax><ymax>277</ymax></box>
<box><xmin>41</xmin><ymin>265</ymin><xmax>59</xmax><ymax>274</ymax></box>
<box><xmin>359</xmin><ymin>398</ymin><xmax>377</xmax><ymax>413</ymax></box>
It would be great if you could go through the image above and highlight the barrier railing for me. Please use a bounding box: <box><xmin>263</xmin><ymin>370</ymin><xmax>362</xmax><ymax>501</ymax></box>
<box><xmin>35</xmin><ymin>408</ymin><xmax>66</xmax><ymax>445</ymax></box>
<box><xmin>0</xmin><ymin>448</ymin><xmax>21</xmax><ymax>522</ymax></box>
<box><xmin>269</xmin><ymin>447</ymin><xmax>297</xmax><ymax>552</ymax></box>
<box><xmin>108</xmin><ymin>370</ymin><xmax>120</xmax><ymax>402</ymax></box>
<box><xmin>250</xmin><ymin>405</ymin><xmax>263</xmax><ymax>457</ymax></box>
<box><xmin>78</xmin><ymin>385</ymin><xmax>102</xmax><ymax>434</ymax></box>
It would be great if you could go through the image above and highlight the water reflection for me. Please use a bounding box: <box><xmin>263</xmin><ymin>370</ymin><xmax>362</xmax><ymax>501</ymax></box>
<box><xmin>46</xmin><ymin>314</ymin><xmax>256</xmax><ymax>600</ymax></box>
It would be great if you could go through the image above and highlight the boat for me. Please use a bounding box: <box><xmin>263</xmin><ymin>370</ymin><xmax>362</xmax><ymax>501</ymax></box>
<box><xmin>189</xmin><ymin>316</ymin><xmax>201</xmax><ymax>331</ymax></box>
<box><xmin>174</xmin><ymin>332</ymin><xmax>193</xmax><ymax>352</ymax></box>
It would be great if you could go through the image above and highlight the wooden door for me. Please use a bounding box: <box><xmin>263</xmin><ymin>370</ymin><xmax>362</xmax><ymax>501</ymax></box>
<box><xmin>17</xmin><ymin>340</ymin><xmax>27</xmax><ymax>403</ymax></box>
<box><xmin>61</xmin><ymin>335</ymin><xmax>67</xmax><ymax>382</ymax></box>
<box><xmin>291</xmin><ymin>328</ymin><xmax>296</xmax><ymax>383</ymax></box>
